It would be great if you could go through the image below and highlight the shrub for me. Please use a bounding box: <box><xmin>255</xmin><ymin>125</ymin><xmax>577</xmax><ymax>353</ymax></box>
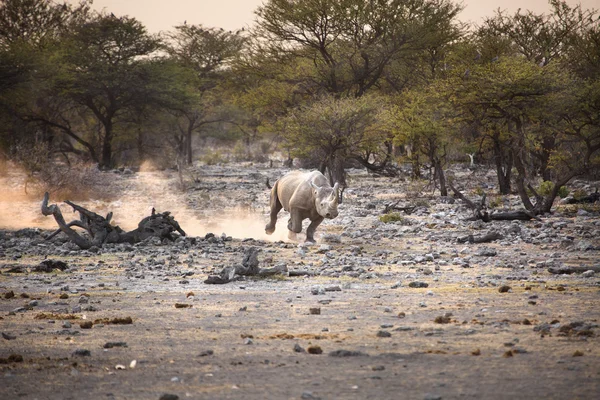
<box><xmin>379</xmin><ymin>212</ymin><xmax>404</xmax><ymax>223</ymax></box>
<box><xmin>201</xmin><ymin>150</ymin><xmax>226</xmax><ymax>165</ymax></box>
<box><xmin>537</xmin><ymin>181</ymin><xmax>569</xmax><ymax>198</ymax></box>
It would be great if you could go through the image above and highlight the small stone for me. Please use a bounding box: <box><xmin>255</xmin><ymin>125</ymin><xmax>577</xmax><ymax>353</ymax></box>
<box><xmin>397</xmin><ymin>312</ymin><xmax>406</xmax><ymax>318</ymax></box>
<box><xmin>424</xmin><ymin>394</ymin><xmax>442</xmax><ymax>400</ymax></box>
<box><xmin>309</xmin><ymin>307</ymin><xmax>321</xmax><ymax>315</ymax></box>
<box><xmin>581</xmin><ymin>270</ymin><xmax>595</xmax><ymax>278</ymax></box>
<box><xmin>498</xmin><ymin>285</ymin><xmax>511</xmax><ymax>293</ymax></box>
<box><xmin>72</xmin><ymin>349</ymin><xmax>91</xmax><ymax>357</ymax></box>
<box><xmin>104</xmin><ymin>342</ymin><xmax>128</xmax><ymax>349</ymax></box>
<box><xmin>471</xmin><ymin>349</ymin><xmax>481</xmax><ymax>356</ymax></box>
<box><xmin>376</xmin><ymin>330</ymin><xmax>391</xmax><ymax>338</ymax></box>
<box><xmin>198</xmin><ymin>350</ymin><xmax>214</xmax><ymax>357</ymax></box>
<box><xmin>329</xmin><ymin>349</ymin><xmax>368</xmax><ymax>357</ymax></box>
<box><xmin>307</xmin><ymin>345</ymin><xmax>323</xmax><ymax>354</ymax></box>
<box><xmin>159</xmin><ymin>395</ymin><xmax>179</xmax><ymax>400</ymax></box>
<box><xmin>293</xmin><ymin>344</ymin><xmax>306</xmax><ymax>353</ymax></box>
<box><xmin>408</xmin><ymin>281</ymin><xmax>429</xmax><ymax>288</ymax></box>
<box><xmin>573</xmin><ymin>350</ymin><xmax>584</xmax><ymax>357</ymax></box>
<box><xmin>301</xmin><ymin>391</ymin><xmax>321</xmax><ymax>400</ymax></box>
<box><xmin>79</xmin><ymin>321</ymin><xmax>93</xmax><ymax>329</ymax></box>
<box><xmin>59</xmin><ymin>293</ymin><xmax>69</xmax><ymax>299</ymax></box>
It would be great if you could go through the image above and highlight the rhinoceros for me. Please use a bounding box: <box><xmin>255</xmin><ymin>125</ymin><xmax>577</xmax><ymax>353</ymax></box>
<box><xmin>265</xmin><ymin>170</ymin><xmax>339</xmax><ymax>243</ymax></box>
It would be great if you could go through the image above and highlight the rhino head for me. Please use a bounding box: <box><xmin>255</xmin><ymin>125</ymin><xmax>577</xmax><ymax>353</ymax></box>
<box><xmin>310</xmin><ymin>182</ymin><xmax>339</xmax><ymax>219</ymax></box>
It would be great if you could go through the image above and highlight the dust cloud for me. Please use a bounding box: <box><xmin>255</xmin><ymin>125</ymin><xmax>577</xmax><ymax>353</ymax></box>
<box><xmin>0</xmin><ymin>164</ymin><xmax>291</xmax><ymax>242</ymax></box>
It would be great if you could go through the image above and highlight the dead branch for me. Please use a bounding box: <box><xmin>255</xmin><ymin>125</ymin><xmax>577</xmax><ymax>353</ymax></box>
<box><xmin>41</xmin><ymin>192</ymin><xmax>186</xmax><ymax>249</ymax></box>
<box><xmin>457</xmin><ymin>231</ymin><xmax>503</xmax><ymax>244</ymax></box>
<box><xmin>548</xmin><ymin>265</ymin><xmax>600</xmax><ymax>275</ymax></box>
<box><xmin>449</xmin><ymin>182</ymin><xmax>541</xmax><ymax>222</ymax></box>
<box><xmin>564</xmin><ymin>188</ymin><xmax>599</xmax><ymax>204</ymax></box>
<box><xmin>383</xmin><ymin>200</ymin><xmax>416</xmax><ymax>214</ymax></box>
<box><xmin>204</xmin><ymin>247</ymin><xmax>288</xmax><ymax>284</ymax></box>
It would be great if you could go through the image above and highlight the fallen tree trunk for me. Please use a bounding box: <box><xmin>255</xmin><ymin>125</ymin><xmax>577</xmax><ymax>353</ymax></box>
<box><xmin>41</xmin><ymin>192</ymin><xmax>186</xmax><ymax>249</ymax></box>
<box><xmin>564</xmin><ymin>189</ymin><xmax>599</xmax><ymax>204</ymax></box>
<box><xmin>548</xmin><ymin>266</ymin><xmax>600</xmax><ymax>275</ymax></box>
<box><xmin>448</xmin><ymin>182</ymin><xmax>541</xmax><ymax>222</ymax></box>
<box><xmin>457</xmin><ymin>231</ymin><xmax>503</xmax><ymax>244</ymax></box>
<box><xmin>383</xmin><ymin>200</ymin><xmax>416</xmax><ymax>215</ymax></box>
<box><xmin>205</xmin><ymin>247</ymin><xmax>289</xmax><ymax>284</ymax></box>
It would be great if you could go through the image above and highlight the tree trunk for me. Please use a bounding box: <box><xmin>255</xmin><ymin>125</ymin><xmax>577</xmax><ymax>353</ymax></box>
<box><xmin>513</xmin><ymin>151</ymin><xmax>535</xmax><ymax>211</ymax></box>
<box><xmin>493</xmin><ymin>134</ymin><xmax>512</xmax><ymax>194</ymax></box>
<box><xmin>100</xmin><ymin>121</ymin><xmax>113</xmax><ymax>169</ymax></box>
<box><xmin>185</xmin><ymin>125</ymin><xmax>193</xmax><ymax>165</ymax></box>
<box><xmin>434</xmin><ymin>158</ymin><xmax>447</xmax><ymax>196</ymax></box>
<box><xmin>326</xmin><ymin>154</ymin><xmax>346</xmax><ymax>189</ymax></box>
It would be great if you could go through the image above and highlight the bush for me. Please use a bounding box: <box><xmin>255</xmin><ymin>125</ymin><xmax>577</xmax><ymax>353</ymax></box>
<box><xmin>379</xmin><ymin>212</ymin><xmax>404</xmax><ymax>223</ymax></box>
<box><xmin>201</xmin><ymin>150</ymin><xmax>226</xmax><ymax>165</ymax></box>
<box><xmin>537</xmin><ymin>181</ymin><xmax>569</xmax><ymax>198</ymax></box>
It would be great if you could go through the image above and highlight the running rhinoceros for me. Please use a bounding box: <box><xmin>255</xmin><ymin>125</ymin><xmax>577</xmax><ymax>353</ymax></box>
<box><xmin>265</xmin><ymin>170</ymin><xmax>339</xmax><ymax>243</ymax></box>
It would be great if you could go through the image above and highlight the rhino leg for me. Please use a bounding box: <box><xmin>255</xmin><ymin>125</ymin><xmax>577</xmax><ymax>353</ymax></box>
<box><xmin>288</xmin><ymin>209</ymin><xmax>303</xmax><ymax>234</ymax></box>
<box><xmin>265</xmin><ymin>190</ymin><xmax>283</xmax><ymax>235</ymax></box>
<box><xmin>306</xmin><ymin>216</ymin><xmax>324</xmax><ymax>243</ymax></box>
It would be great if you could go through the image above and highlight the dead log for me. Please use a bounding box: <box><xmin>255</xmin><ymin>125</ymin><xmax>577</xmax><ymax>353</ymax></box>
<box><xmin>448</xmin><ymin>182</ymin><xmax>541</xmax><ymax>222</ymax></box>
<box><xmin>548</xmin><ymin>266</ymin><xmax>600</xmax><ymax>275</ymax></box>
<box><xmin>383</xmin><ymin>200</ymin><xmax>416</xmax><ymax>214</ymax></box>
<box><xmin>41</xmin><ymin>192</ymin><xmax>185</xmax><ymax>249</ymax></box>
<box><xmin>204</xmin><ymin>247</ymin><xmax>289</xmax><ymax>284</ymax></box>
<box><xmin>564</xmin><ymin>189</ymin><xmax>599</xmax><ymax>204</ymax></box>
<box><xmin>457</xmin><ymin>231</ymin><xmax>503</xmax><ymax>244</ymax></box>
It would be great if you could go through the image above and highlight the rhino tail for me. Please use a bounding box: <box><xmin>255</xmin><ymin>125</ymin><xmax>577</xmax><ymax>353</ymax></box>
<box><xmin>269</xmin><ymin>179</ymin><xmax>280</xmax><ymax>211</ymax></box>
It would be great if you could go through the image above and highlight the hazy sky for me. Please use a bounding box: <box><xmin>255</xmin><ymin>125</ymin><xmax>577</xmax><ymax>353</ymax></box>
<box><xmin>71</xmin><ymin>0</ymin><xmax>599</xmax><ymax>33</ymax></box>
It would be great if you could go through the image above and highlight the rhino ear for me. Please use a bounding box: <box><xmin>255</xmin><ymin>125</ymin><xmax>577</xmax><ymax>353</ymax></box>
<box><xmin>310</xmin><ymin>181</ymin><xmax>319</xmax><ymax>193</ymax></box>
<box><xmin>333</xmin><ymin>182</ymin><xmax>339</xmax><ymax>193</ymax></box>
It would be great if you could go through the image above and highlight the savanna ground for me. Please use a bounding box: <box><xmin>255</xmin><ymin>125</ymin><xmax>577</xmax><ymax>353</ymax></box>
<box><xmin>1</xmin><ymin>161</ymin><xmax>599</xmax><ymax>400</ymax></box>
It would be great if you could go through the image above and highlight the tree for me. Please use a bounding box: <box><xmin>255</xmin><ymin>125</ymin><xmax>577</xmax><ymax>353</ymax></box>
<box><xmin>163</xmin><ymin>24</ymin><xmax>246</xmax><ymax>165</ymax></box>
<box><xmin>51</xmin><ymin>13</ymin><xmax>164</xmax><ymax>168</ymax></box>
<box><xmin>390</xmin><ymin>83</ymin><xmax>457</xmax><ymax>195</ymax></box>
<box><xmin>254</xmin><ymin>0</ymin><xmax>463</xmax><ymax>98</ymax></box>
<box><xmin>0</xmin><ymin>0</ymin><xmax>91</xmax><ymax>154</ymax></box>
<box><xmin>281</xmin><ymin>94</ymin><xmax>388</xmax><ymax>188</ymax></box>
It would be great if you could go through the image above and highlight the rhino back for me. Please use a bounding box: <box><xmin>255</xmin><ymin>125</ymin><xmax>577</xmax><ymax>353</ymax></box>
<box><xmin>276</xmin><ymin>171</ymin><xmax>323</xmax><ymax>211</ymax></box>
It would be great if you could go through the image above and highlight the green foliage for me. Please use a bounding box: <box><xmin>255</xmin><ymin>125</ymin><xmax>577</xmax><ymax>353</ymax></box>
<box><xmin>572</xmin><ymin>188</ymin><xmax>588</xmax><ymax>200</ymax></box>
<box><xmin>282</xmin><ymin>94</ymin><xmax>389</xmax><ymax>184</ymax></box>
<box><xmin>255</xmin><ymin>0</ymin><xmax>464</xmax><ymax>97</ymax></box>
<box><xmin>201</xmin><ymin>150</ymin><xmax>226</xmax><ymax>165</ymax></box>
<box><xmin>536</xmin><ymin>181</ymin><xmax>569</xmax><ymax>198</ymax></box>
<box><xmin>379</xmin><ymin>213</ymin><xmax>404</xmax><ymax>224</ymax></box>
<box><xmin>488</xmin><ymin>196</ymin><xmax>502</xmax><ymax>209</ymax></box>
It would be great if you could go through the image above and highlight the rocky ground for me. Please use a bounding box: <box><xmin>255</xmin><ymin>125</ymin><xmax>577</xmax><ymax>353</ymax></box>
<box><xmin>1</xmin><ymin>162</ymin><xmax>599</xmax><ymax>400</ymax></box>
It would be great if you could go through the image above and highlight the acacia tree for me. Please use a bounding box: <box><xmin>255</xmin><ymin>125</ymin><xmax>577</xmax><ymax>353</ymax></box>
<box><xmin>250</xmin><ymin>0</ymin><xmax>464</xmax><ymax>179</ymax></box>
<box><xmin>391</xmin><ymin>84</ymin><xmax>457</xmax><ymax>195</ymax></box>
<box><xmin>0</xmin><ymin>0</ymin><xmax>91</xmax><ymax>154</ymax></box>
<box><xmin>51</xmin><ymin>13</ymin><xmax>164</xmax><ymax>169</ymax></box>
<box><xmin>282</xmin><ymin>94</ymin><xmax>388</xmax><ymax>187</ymax></box>
<box><xmin>255</xmin><ymin>0</ymin><xmax>463</xmax><ymax>98</ymax></box>
<box><xmin>163</xmin><ymin>24</ymin><xmax>246</xmax><ymax>165</ymax></box>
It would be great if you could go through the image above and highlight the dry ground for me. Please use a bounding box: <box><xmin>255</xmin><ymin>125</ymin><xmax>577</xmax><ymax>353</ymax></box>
<box><xmin>1</xmin><ymin>163</ymin><xmax>599</xmax><ymax>400</ymax></box>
